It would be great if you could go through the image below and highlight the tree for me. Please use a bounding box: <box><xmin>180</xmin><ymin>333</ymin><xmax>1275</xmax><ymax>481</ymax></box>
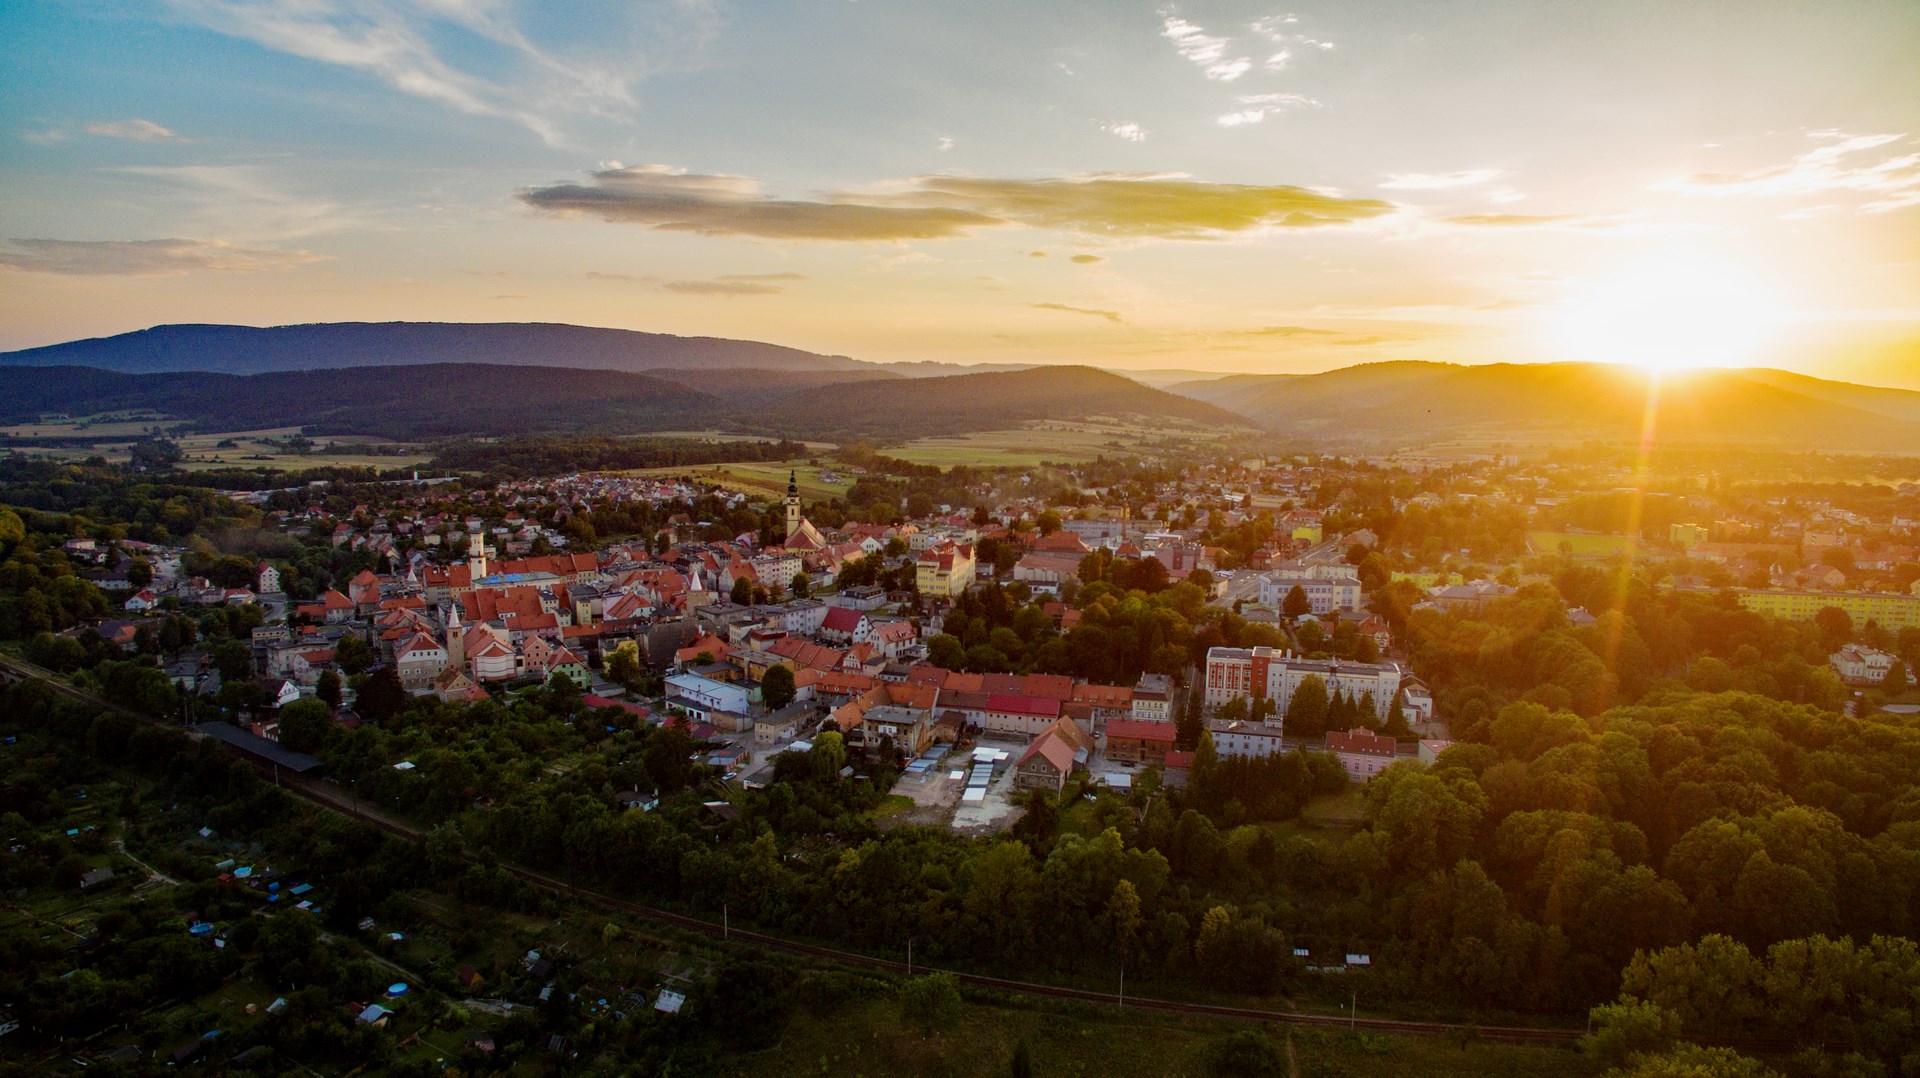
<box><xmin>605</xmin><ymin>639</ymin><xmax>644</xmax><ymax>692</ymax></box>
<box><xmin>761</xmin><ymin>664</ymin><xmax>796</xmax><ymax>712</ymax></box>
<box><xmin>1282</xmin><ymin>584</ymin><xmax>1311</xmax><ymax>619</ymax></box>
<box><xmin>356</xmin><ymin>666</ymin><xmax>406</xmax><ymax>724</ymax></box>
<box><xmin>335</xmin><ymin>636</ymin><xmax>375</xmax><ymax>675</ymax></box>
<box><xmin>730</xmin><ymin>576</ymin><xmax>754</xmax><ymax>605</ymax></box>
<box><xmin>126</xmin><ymin>557</ymin><xmax>153</xmax><ymax>588</ymax></box>
<box><xmin>811</xmin><ymin>730</ymin><xmax>848</xmax><ymax>780</ymax></box>
<box><xmin>1882</xmin><ymin>659</ymin><xmax>1910</xmax><ymax>694</ymax></box>
<box><xmin>277</xmin><ymin>698</ymin><xmax>333</xmax><ymax>754</ymax></box>
<box><xmin>1283</xmin><ymin>676</ymin><xmax>1329</xmax><ymax>739</ymax></box>
<box><xmin>316</xmin><ymin>669</ymin><xmax>343</xmax><ymax>709</ymax></box>
<box><xmin>899</xmin><ymin>972</ymin><xmax>961</xmax><ymax>1036</ymax></box>
<box><xmin>1202</xmin><ymin>1031</ymin><xmax>1283</xmax><ymax>1077</ymax></box>
<box><xmin>789</xmin><ymin>571</ymin><xmax>811</xmax><ymax>598</ymax></box>
<box><xmin>1036</xmin><ymin>510</ymin><xmax>1062</xmax><ymax>536</ymax></box>
<box><xmin>1814</xmin><ymin>605</ymin><xmax>1853</xmax><ymax>641</ymax></box>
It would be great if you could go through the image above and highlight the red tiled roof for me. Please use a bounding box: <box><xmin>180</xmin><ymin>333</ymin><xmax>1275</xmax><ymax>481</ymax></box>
<box><xmin>1105</xmin><ymin>719</ymin><xmax>1176</xmax><ymax>743</ymax></box>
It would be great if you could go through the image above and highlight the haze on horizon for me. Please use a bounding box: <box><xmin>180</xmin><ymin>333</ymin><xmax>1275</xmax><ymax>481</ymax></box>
<box><xmin>2</xmin><ymin>1</ymin><xmax>1917</xmax><ymax>389</ymax></box>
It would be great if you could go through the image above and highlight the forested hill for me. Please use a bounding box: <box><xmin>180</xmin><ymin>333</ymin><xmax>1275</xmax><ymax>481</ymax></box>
<box><xmin>0</xmin><ymin>322</ymin><xmax>870</xmax><ymax>376</ymax></box>
<box><xmin>0</xmin><ymin>361</ymin><xmax>1249</xmax><ymax>442</ymax></box>
<box><xmin>1168</xmin><ymin>361</ymin><xmax>1920</xmax><ymax>451</ymax></box>
<box><xmin>735</xmin><ymin>365</ymin><xmax>1254</xmax><ymax>441</ymax></box>
<box><xmin>0</xmin><ymin>364</ymin><xmax>719</xmax><ymax>439</ymax></box>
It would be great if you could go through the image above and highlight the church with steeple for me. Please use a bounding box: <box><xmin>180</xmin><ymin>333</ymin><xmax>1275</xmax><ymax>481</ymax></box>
<box><xmin>781</xmin><ymin>470</ymin><xmax>826</xmax><ymax>552</ymax></box>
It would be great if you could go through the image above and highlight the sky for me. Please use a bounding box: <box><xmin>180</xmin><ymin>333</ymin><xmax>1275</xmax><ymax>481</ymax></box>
<box><xmin>2</xmin><ymin>0</ymin><xmax>1918</xmax><ymax>388</ymax></box>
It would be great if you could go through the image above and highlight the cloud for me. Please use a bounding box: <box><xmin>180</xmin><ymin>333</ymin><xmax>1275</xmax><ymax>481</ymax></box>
<box><xmin>114</xmin><ymin>164</ymin><xmax>346</xmax><ymax>240</ymax></box>
<box><xmin>585</xmin><ymin>270</ymin><xmax>637</xmax><ymax>281</ymax></box>
<box><xmin>20</xmin><ymin>128</ymin><xmax>68</xmax><ymax>145</ymax></box>
<box><xmin>717</xmin><ymin>272</ymin><xmax>804</xmax><ymax>281</ymax></box>
<box><xmin>1444</xmin><ymin>213</ymin><xmax>1584</xmax><ymax>227</ymax></box>
<box><xmin>1380</xmin><ymin>170</ymin><xmax>1504</xmax><ymax>190</ymax></box>
<box><xmin>937</xmin><ymin>136</ymin><xmax>954</xmax><ymax>151</ymax></box>
<box><xmin>1033</xmin><ymin>302</ymin><xmax>1123</xmax><ymax>323</ymax></box>
<box><xmin>85</xmin><ymin>118</ymin><xmax>180</xmax><ymax>142</ymax></box>
<box><xmin>1250</xmin><ymin>14</ymin><xmax>1335</xmax><ymax>71</ymax></box>
<box><xmin>904</xmin><ymin>174</ymin><xmax>1394</xmax><ymax>237</ymax></box>
<box><xmin>1159</xmin><ymin>12</ymin><xmax>1250</xmax><ymax>81</ymax></box>
<box><xmin>1654</xmin><ymin>130</ymin><xmax>1920</xmax><ymax>213</ymax></box>
<box><xmin>0</xmin><ymin>237</ymin><xmax>322</xmax><ymax>275</ymax></box>
<box><xmin>1216</xmin><ymin>92</ymin><xmax>1320</xmax><ymax>127</ymax></box>
<box><xmin>520</xmin><ymin>166</ymin><xmax>1396</xmax><ymax>241</ymax></box>
<box><xmin>1101</xmin><ymin>121</ymin><xmax>1148</xmax><ymax>143</ymax></box>
<box><xmin>1070</xmin><ymin>254</ymin><xmax>1104</xmax><ymax>264</ymax></box>
<box><xmin>1235</xmin><ymin>325</ymin><xmax>1339</xmax><ymax>337</ymax></box>
<box><xmin>161</xmin><ymin>0</ymin><xmax>647</xmax><ymax>145</ymax></box>
<box><xmin>519</xmin><ymin>165</ymin><xmax>1000</xmax><ymax>240</ymax></box>
<box><xmin>663</xmin><ymin>278</ymin><xmax>785</xmax><ymax>296</ymax></box>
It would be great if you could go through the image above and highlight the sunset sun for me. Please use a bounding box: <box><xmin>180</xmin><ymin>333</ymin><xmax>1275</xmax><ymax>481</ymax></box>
<box><xmin>1550</xmin><ymin>259</ymin><xmax>1785</xmax><ymax>372</ymax></box>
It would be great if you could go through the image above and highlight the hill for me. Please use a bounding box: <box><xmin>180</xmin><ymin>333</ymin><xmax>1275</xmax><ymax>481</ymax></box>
<box><xmin>734</xmin><ymin>365</ymin><xmax>1255</xmax><ymax>441</ymax></box>
<box><xmin>0</xmin><ymin>364</ymin><xmax>717</xmax><ymax>440</ymax></box>
<box><xmin>1166</xmin><ymin>361</ymin><xmax>1920</xmax><ymax>451</ymax></box>
<box><xmin>0</xmin><ymin>322</ymin><xmax>869</xmax><ymax>376</ymax></box>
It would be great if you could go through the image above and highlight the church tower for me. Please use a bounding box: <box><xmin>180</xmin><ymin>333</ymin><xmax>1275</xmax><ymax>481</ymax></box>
<box><xmin>467</xmin><ymin>529</ymin><xmax>489</xmax><ymax>581</ymax></box>
<box><xmin>445</xmin><ymin>604</ymin><xmax>465</xmax><ymax>675</ymax></box>
<box><xmin>785</xmin><ymin>470</ymin><xmax>801</xmax><ymax>543</ymax></box>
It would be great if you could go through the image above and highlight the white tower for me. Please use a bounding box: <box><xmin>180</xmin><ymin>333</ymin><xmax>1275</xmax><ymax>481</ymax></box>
<box><xmin>785</xmin><ymin>471</ymin><xmax>802</xmax><ymax>543</ymax></box>
<box><xmin>467</xmin><ymin>530</ymin><xmax>489</xmax><ymax>581</ymax></box>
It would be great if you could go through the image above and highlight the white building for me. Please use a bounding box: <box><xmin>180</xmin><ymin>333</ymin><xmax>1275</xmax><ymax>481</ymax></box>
<box><xmin>1831</xmin><ymin>645</ymin><xmax>1898</xmax><ymax>685</ymax></box>
<box><xmin>1132</xmin><ymin>673</ymin><xmax>1174</xmax><ymax>723</ymax></box>
<box><xmin>1207</xmin><ymin>719</ymin><xmax>1287</xmax><ymax>759</ymax></box>
<box><xmin>1258</xmin><ymin>567</ymin><xmax>1363</xmax><ymax>614</ymax></box>
<box><xmin>665</xmin><ymin>673</ymin><xmax>752</xmax><ymax>725</ymax></box>
<box><xmin>1204</xmin><ymin>646</ymin><xmax>1401</xmax><ymax>722</ymax></box>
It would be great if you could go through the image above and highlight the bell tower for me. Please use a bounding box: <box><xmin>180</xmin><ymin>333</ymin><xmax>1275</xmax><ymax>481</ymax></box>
<box><xmin>467</xmin><ymin>529</ymin><xmax>489</xmax><ymax>581</ymax></box>
<box><xmin>785</xmin><ymin>470</ymin><xmax>801</xmax><ymax>542</ymax></box>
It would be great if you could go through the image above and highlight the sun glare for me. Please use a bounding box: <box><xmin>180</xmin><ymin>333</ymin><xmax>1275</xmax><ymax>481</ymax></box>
<box><xmin>1549</xmin><ymin>258</ymin><xmax>1784</xmax><ymax>372</ymax></box>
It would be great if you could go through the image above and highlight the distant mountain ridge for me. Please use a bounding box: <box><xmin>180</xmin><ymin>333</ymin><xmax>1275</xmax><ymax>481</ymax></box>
<box><xmin>0</xmin><ymin>361</ymin><xmax>1249</xmax><ymax>443</ymax></box>
<box><xmin>0</xmin><ymin>322</ymin><xmax>871</xmax><ymax>376</ymax></box>
<box><xmin>1167</xmin><ymin>361</ymin><xmax>1920</xmax><ymax>451</ymax></box>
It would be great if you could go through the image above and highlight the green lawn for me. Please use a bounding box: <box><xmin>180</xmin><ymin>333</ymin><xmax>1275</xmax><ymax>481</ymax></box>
<box><xmin>721</xmin><ymin>988</ymin><xmax>1598</xmax><ymax>1078</ymax></box>
<box><xmin>1299</xmin><ymin>787</ymin><xmax>1371</xmax><ymax>831</ymax></box>
<box><xmin>1527</xmin><ymin>531</ymin><xmax>1643</xmax><ymax>558</ymax></box>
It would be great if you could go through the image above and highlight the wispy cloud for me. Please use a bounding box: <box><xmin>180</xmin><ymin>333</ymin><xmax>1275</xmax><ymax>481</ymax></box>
<box><xmin>85</xmin><ymin>118</ymin><xmax>180</xmax><ymax>142</ymax></box>
<box><xmin>0</xmin><ymin>237</ymin><xmax>322</xmax><ymax>275</ymax></box>
<box><xmin>1654</xmin><ymin>130</ymin><xmax>1920</xmax><ymax>212</ymax></box>
<box><xmin>1033</xmin><ymin>302</ymin><xmax>1123</xmax><ymax>323</ymax></box>
<box><xmin>1380</xmin><ymin>170</ymin><xmax>1504</xmax><ymax>190</ymax></box>
<box><xmin>1235</xmin><ymin>325</ymin><xmax>1339</xmax><ymax>337</ymax></box>
<box><xmin>1216</xmin><ymin>92</ymin><xmax>1319</xmax><ymax>127</ymax></box>
<box><xmin>20</xmin><ymin>128</ymin><xmax>68</xmax><ymax>145</ymax></box>
<box><xmin>1100</xmin><ymin>121</ymin><xmax>1148</xmax><ymax>143</ymax></box>
<box><xmin>1070</xmin><ymin>254</ymin><xmax>1104</xmax><ymax>264</ymax></box>
<box><xmin>115</xmin><ymin>164</ymin><xmax>345</xmax><ymax>240</ymax></box>
<box><xmin>664</xmin><ymin>276</ymin><xmax>789</xmax><ymax>296</ymax></box>
<box><xmin>937</xmin><ymin>136</ymin><xmax>954</xmax><ymax>151</ymax></box>
<box><xmin>1250</xmin><ymin>13</ymin><xmax>1334</xmax><ymax>71</ymax></box>
<box><xmin>161</xmin><ymin>0</ymin><xmax>648</xmax><ymax>145</ymax></box>
<box><xmin>519</xmin><ymin>166</ymin><xmax>1397</xmax><ymax>241</ymax></box>
<box><xmin>1159</xmin><ymin>11</ymin><xmax>1249</xmax><ymax>81</ymax></box>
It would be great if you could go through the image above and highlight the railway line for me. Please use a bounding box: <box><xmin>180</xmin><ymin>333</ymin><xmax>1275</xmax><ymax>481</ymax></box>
<box><xmin>3</xmin><ymin>652</ymin><xmax>1592</xmax><ymax>1045</ymax></box>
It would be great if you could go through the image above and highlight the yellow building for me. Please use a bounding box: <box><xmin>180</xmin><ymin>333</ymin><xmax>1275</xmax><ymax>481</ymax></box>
<box><xmin>1734</xmin><ymin>589</ymin><xmax>1920</xmax><ymax>631</ymax></box>
<box><xmin>916</xmin><ymin>541</ymin><xmax>976</xmax><ymax>599</ymax></box>
<box><xmin>1669</xmin><ymin>522</ymin><xmax>1710</xmax><ymax>550</ymax></box>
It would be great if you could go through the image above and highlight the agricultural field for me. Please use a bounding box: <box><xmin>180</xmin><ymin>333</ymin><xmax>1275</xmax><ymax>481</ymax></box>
<box><xmin>632</xmin><ymin>459</ymin><xmax>849</xmax><ymax>502</ymax></box>
<box><xmin>890</xmin><ymin>417</ymin><xmax>1232</xmax><ymax>469</ymax></box>
<box><xmin>1</xmin><ymin>418</ymin><xmax>432</xmax><ymax>474</ymax></box>
<box><xmin>1526</xmin><ymin>531</ymin><xmax>1645</xmax><ymax>558</ymax></box>
<box><xmin>720</xmin><ymin>989</ymin><xmax>1598</xmax><ymax>1078</ymax></box>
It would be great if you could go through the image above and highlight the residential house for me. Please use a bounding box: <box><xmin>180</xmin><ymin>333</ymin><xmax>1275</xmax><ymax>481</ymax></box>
<box><xmin>1326</xmin><ymin>727</ymin><xmax>1397</xmax><ymax>781</ymax></box>
<box><xmin>1104</xmin><ymin>719</ymin><xmax>1176</xmax><ymax>766</ymax></box>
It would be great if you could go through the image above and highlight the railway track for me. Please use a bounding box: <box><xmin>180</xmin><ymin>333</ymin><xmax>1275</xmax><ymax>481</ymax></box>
<box><xmin>4</xmin><ymin>653</ymin><xmax>1589</xmax><ymax>1045</ymax></box>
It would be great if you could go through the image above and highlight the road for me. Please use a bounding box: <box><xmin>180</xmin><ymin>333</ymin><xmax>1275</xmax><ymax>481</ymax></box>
<box><xmin>0</xmin><ymin>652</ymin><xmax>1593</xmax><ymax>1046</ymax></box>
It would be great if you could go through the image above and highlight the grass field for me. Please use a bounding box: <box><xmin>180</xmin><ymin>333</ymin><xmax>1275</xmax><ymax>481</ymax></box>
<box><xmin>890</xmin><ymin>417</ymin><xmax>1234</xmax><ymax>469</ymax></box>
<box><xmin>723</xmin><ymin>988</ymin><xmax>1598</xmax><ymax>1078</ymax></box>
<box><xmin>633</xmin><ymin>459</ymin><xmax>849</xmax><ymax>502</ymax></box>
<box><xmin>2</xmin><ymin>420</ymin><xmax>432</xmax><ymax>474</ymax></box>
<box><xmin>1298</xmin><ymin>787</ymin><xmax>1372</xmax><ymax>832</ymax></box>
<box><xmin>1527</xmin><ymin>531</ymin><xmax>1644</xmax><ymax>558</ymax></box>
